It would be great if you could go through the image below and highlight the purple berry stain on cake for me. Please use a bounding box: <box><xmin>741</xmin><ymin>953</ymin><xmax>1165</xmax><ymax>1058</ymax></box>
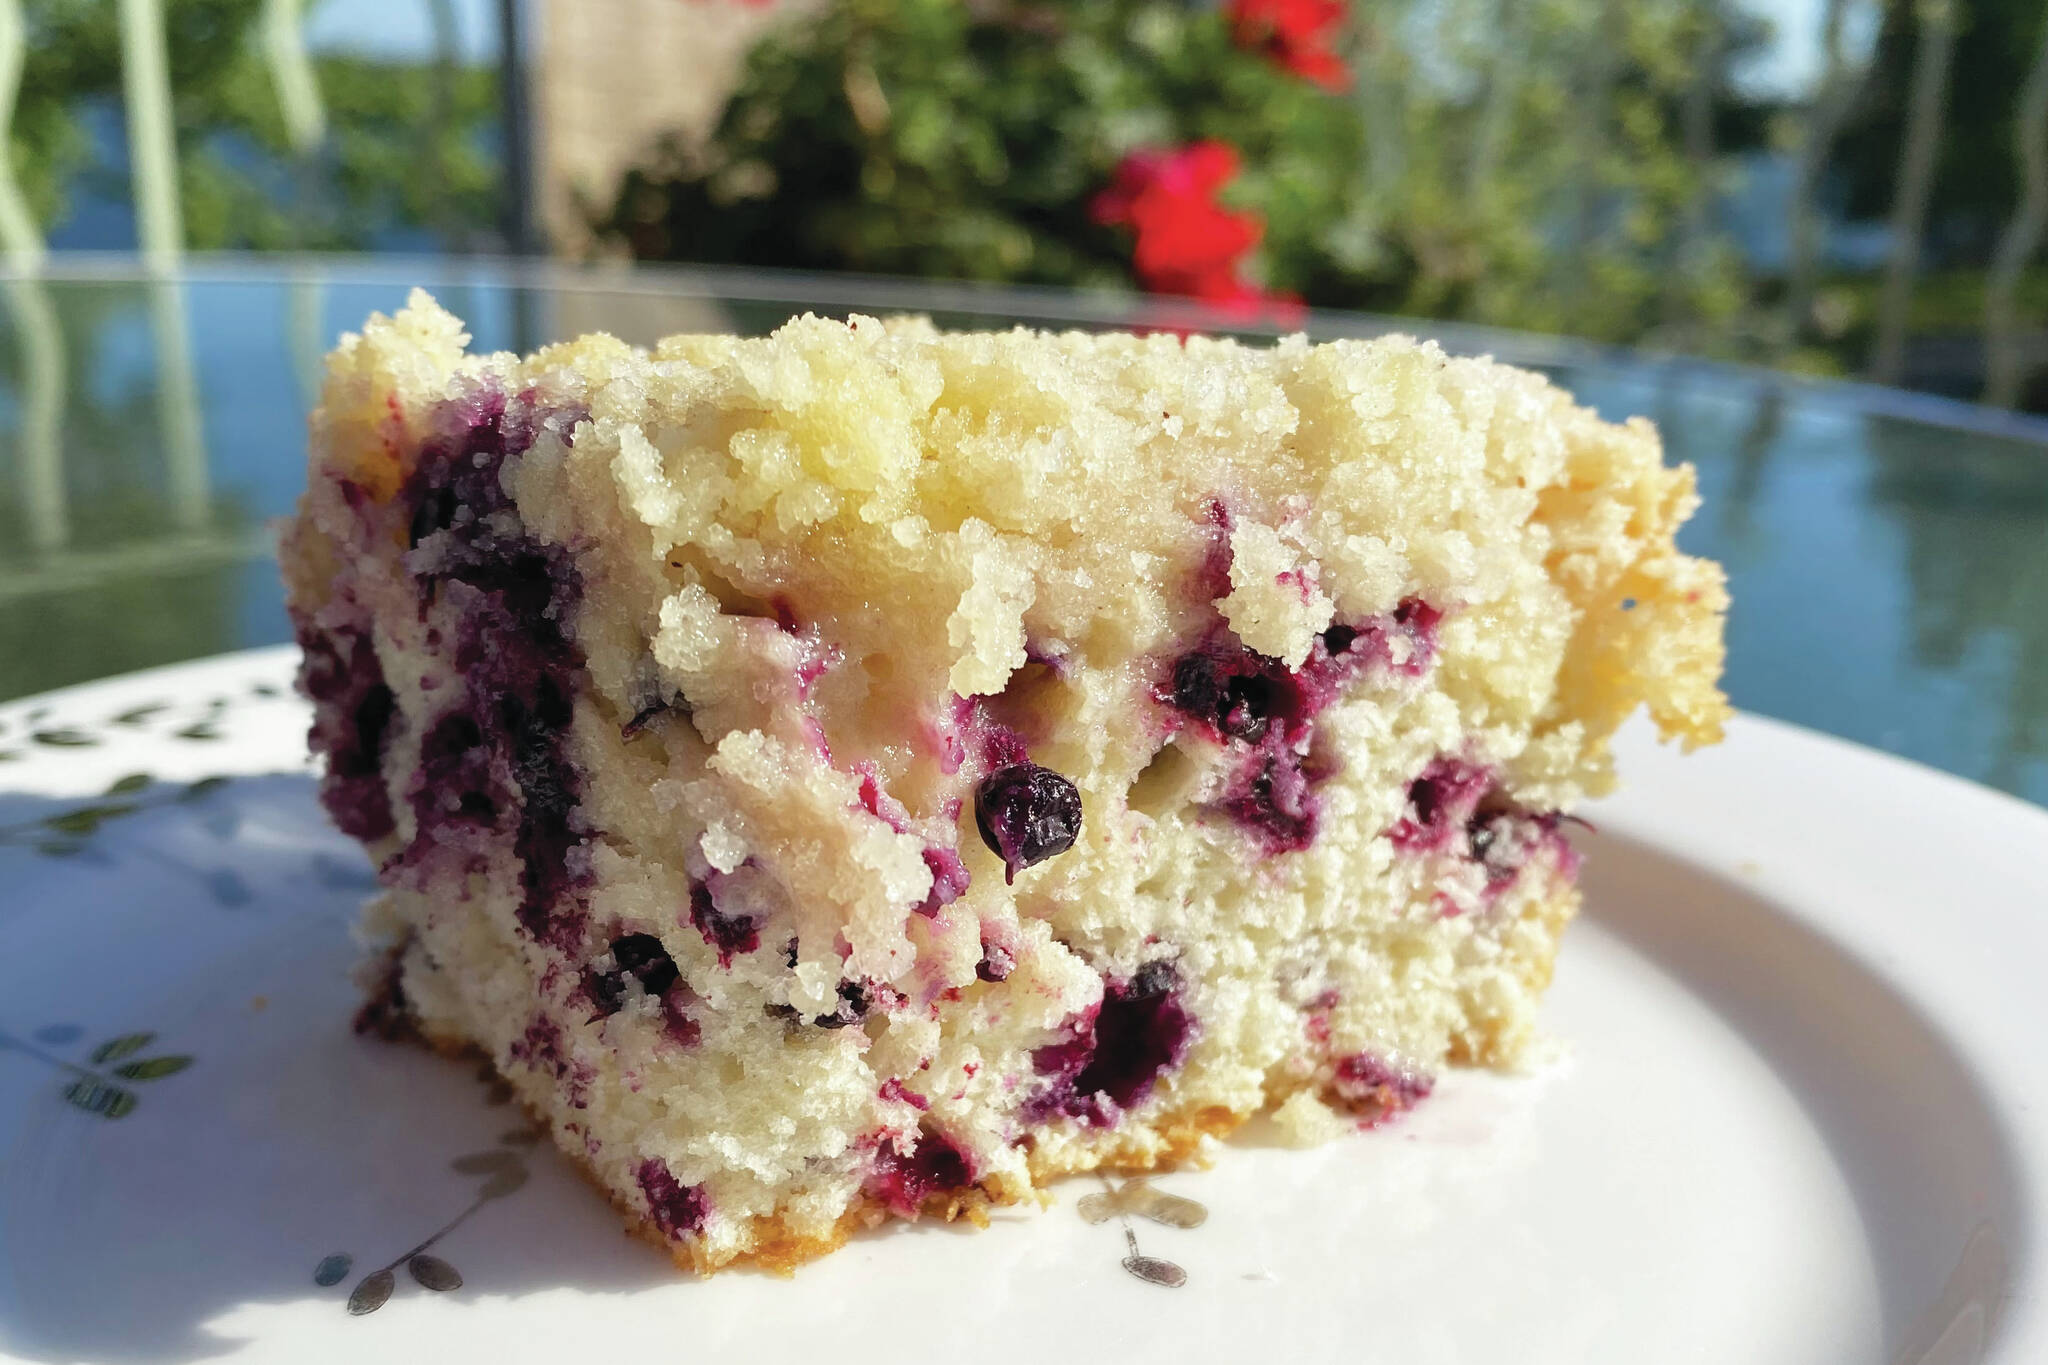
<box><xmin>637</xmin><ymin>1159</ymin><xmax>709</xmax><ymax>1239</ymax></box>
<box><xmin>931</xmin><ymin>695</ymin><xmax>1032</xmax><ymax>777</ymax></box>
<box><xmin>813</xmin><ymin>980</ymin><xmax>870</xmax><ymax>1029</ymax></box>
<box><xmin>583</xmin><ymin>932</ymin><xmax>701</xmax><ymax>1044</ymax></box>
<box><xmin>974</xmin><ymin>763</ymin><xmax>1083</xmax><ymax>883</ymax></box>
<box><xmin>381</xmin><ymin>388</ymin><xmax>595</xmax><ymax>953</ymax></box>
<box><xmin>606</xmin><ymin>933</ymin><xmax>676</xmax><ymax>995</ymax></box>
<box><xmin>1162</xmin><ymin>598</ymin><xmax>1444</xmax><ymax>854</ymax></box>
<box><xmin>866</xmin><ymin>1127</ymin><xmax>975</xmax><ymax>1216</ymax></box>
<box><xmin>412</xmin><ymin>713</ymin><xmax>499</xmax><ymax>833</ymax></box>
<box><xmin>853</xmin><ymin>764</ymin><xmax>974</xmax><ymax>915</ymax></box>
<box><xmin>1220</xmin><ymin>743</ymin><xmax>1320</xmax><ymax>852</ymax></box>
<box><xmin>1467</xmin><ymin>809</ymin><xmax>1583</xmax><ymax>892</ymax></box>
<box><xmin>298</xmin><ymin>623</ymin><xmax>398</xmax><ymax>841</ymax></box>
<box><xmin>1192</xmin><ymin>497</ymin><xmax>1236</xmax><ymax>602</ymax></box>
<box><xmin>687</xmin><ymin>882</ymin><xmax>760</xmax><ymax>966</ymax></box>
<box><xmin>1386</xmin><ymin>755</ymin><xmax>1583</xmax><ymax>905</ymax></box>
<box><xmin>975</xmin><ymin>938</ymin><xmax>1016</xmax><ymax>983</ymax></box>
<box><xmin>1332</xmin><ymin>1052</ymin><xmax>1434</xmax><ymax>1125</ymax></box>
<box><xmin>854</xmin><ymin>765</ymin><xmax>911</xmax><ymax>831</ymax></box>
<box><xmin>1390</xmin><ymin>756</ymin><xmax>1495</xmax><ymax>853</ymax></box>
<box><xmin>878</xmin><ymin>1077</ymin><xmax>930</xmax><ymax>1111</ymax></box>
<box><xmin>1030</xmin><ymin>960</ymin><xmax>1192</xmax><ymax>1125</ymax></box>
<box><xmin>917</xmin><ymin>846</ymin><xmax>972</xmax><ymax>916</ymax></box>
<box><xmin>509</xmin><ymin>1012</ymin><xmax>594</xmax><ymax>1107</ymax></box>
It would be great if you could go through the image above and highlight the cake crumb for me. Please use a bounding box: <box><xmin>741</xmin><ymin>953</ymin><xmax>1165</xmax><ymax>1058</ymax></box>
<box><xmin>1272</xmin><ymin>1090</ymin><xmax>1350</xmax><ymax>1147</ymax></box>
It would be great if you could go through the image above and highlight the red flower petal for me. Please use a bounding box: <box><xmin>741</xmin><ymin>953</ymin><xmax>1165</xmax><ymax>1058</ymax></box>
<box><xmin>1094</xmin><ymin>140</ymin><xmax>1294</xmax><ymax>315</ymax></box>
<box><xmin>1226</xmin><ymin>0</ymin><xmax>1351</xmax><ymax>90</ymax></box>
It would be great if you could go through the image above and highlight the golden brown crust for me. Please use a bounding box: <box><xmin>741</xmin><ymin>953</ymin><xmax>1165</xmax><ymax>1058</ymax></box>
<box><xmin>1022</xmin><ymin>1101</ymin><xmax>1250</xmax><ymax>1184</ymax></box>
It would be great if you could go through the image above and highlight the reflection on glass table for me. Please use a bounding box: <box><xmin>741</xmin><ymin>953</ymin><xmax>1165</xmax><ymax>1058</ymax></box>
<box><xmin>2</xmin><ymin>257</ymin><xmax>2045</xmax><ymax>809</ymax></box>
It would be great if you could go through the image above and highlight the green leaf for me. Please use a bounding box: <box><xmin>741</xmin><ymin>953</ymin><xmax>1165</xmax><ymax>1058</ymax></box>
<box><xmin>174</xmin><ymin>723</ymin><xmax>223</xmax><ymax>742</ymax></box>
<box><xmin>92</xmin><ymin>1033</ymin><xmax>155</xmax><ymax>1064</ymax></box>
<box><xmin>114</xmin><ymin>1055</ymin><xmax>192</xmax><ymax>1081</ymax></box>
<box><xmin>314</xmin><ymin>1253</ymin><xmax>353</xmax><ymax>1287</ymax></box>
<box><xmin>63</xmin><ymin>1079</ymin><xmax>137</xmax><ymax>1119</ymax></box>
<box><xmin>111</xmin><ymin>703</ymin><xmax>169</xmax><ymax>726</ymax></box>
<box><xmin>33</xmin><ymin>840</ymin><xmax>83</xmax><ymax>858</ymax></box>
<box><xmin>179</xmin><ymin>775</ymin><xmax>232</xmax><ymax>802</ymax></box>
<box><xmin>0</xmin><ymin>751</ymin><xmax>20</xmax><ymax>763</ymax></box>
<box><xmin>104</xmin><ymin>773</ymin><xmax>153</xmax><ymax>797</ymax></box>
<box><xmin>33</xmin><ymin>729</ymin><xmax>98</xmax><ymax>747</ymax></box>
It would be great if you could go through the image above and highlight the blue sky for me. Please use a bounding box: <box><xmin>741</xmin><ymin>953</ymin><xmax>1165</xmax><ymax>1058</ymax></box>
<box><xmin>304</xmin><ymin>0</ymin><xmax>504</xmax><ymax>64</ymax></box>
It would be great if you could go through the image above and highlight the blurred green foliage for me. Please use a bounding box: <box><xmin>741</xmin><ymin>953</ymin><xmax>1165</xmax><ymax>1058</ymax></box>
<box><xmin>597</xmin><ymin>0</ymin><xmax>1366</xmax><ymax>294</ymax></box>
<box><xmin>11</xmin><ymin>0</ymin><xmax>503</xmax><ymax>251</ymax></box>
<box><xmin>592</xmin><ymin>0</ymin><xmax>1767</xmax><ymax>347</ymax></box>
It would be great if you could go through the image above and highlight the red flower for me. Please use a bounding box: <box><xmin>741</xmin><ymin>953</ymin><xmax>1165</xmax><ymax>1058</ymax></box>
<box><xmin>1227</xmin><ymin>0</ymin><xmax>1350</xmax><ymax>90</ymax></box>
<box><xmin>1092</xmin><ymin>142</ymin><xmax>1294</xmax><ymax>317</ymax></box>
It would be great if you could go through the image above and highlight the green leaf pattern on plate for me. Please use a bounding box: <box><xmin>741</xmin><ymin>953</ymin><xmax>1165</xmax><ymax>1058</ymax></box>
<box><xmin>319</xmin><ymin>1095</ymin><xmax>547</xmax><ymax>1314</ymax></box>
<box><xmin>346</xmin><ymin>1270</ymin><xmax>394</xmax><ymax>1316</ymax></box>
<box><xmin>62</xmin><ymin>1079</ymin><xmax>137</xmax><ymax>1119</ymax></box>
<box><xmin>0</xmin><ymin>667</ymin><xmax>309</xmax><ymax>858</ymax></box>
<box><xmin>1</xmin><ymin>663</ymin><xmax>579</xmax><ymax>1315</ymax></box>
<box><xmin>2</xmin><ymin>1026</ymin><xmax>195</xmax><ymax>1121</ymax></box>
<box><xmin>92</xmin><ymin>1033</ymin><xmax>155</xmax><ymax>1064</ymax></box>
<box><xmin>113</xmin><ymin>1055</ymin><xmax>193</xmax><ymax>1081</ymax></box>
<box><xmin>408</xmin><ymin>1254</ymin><xmax>462</xmax><ymax>1292</ymax></box>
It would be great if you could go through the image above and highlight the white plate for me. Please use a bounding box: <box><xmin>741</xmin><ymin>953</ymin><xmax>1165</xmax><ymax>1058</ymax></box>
<box><xmin>0</xmin><ymin>647</ymin><xmax>2042</xmax><ymax>1365</ymax></box>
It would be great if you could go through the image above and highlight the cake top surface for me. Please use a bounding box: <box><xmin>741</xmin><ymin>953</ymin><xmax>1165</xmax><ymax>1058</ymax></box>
<box><xmin>304</xmin><ymin>290</ymin><xmax>1727</xmax><ymax>782</ymax></box>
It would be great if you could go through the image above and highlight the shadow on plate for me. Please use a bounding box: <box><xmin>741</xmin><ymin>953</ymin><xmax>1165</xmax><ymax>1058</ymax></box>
<box><xmin>1579</xmin><ymin>829</ymin><xmax>2021</xmax><ymax>1365</ymax></box>
<box><xmin>0</xmin><ymin>777</ymin><xmax>692</xmax><ymax>1363</ymax></box>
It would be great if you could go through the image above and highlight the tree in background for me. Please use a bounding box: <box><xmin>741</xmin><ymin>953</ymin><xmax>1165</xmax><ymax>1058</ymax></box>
<box><xmin>1825</xmin><ymin>0</ymin><xmax>2048</xmax><ymax>401</ymax></box>
<box><xmin>1834</xmin><ymin>0</ymin><xmax>2046</xmax><ymax>250</ymax></box>
<box><xmin>1870</xmin><ymin>0</ymin><xmax>1959</xmax><ymax>384</ymax></box>
<box><xmin>1783</xmin><ymin>0</ymin><xmax>1879</xmax><ymax>352</ymax></box>
<box><xmin>1984</xmin><ymin>18</ymin><xmax>2048</xmax><ymax>407</ymax></box>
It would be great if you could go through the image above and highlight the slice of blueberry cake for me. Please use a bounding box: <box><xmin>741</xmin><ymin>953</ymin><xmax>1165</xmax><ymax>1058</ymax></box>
<box><xmin>283</xmin><ymin>291</ymin><xmax>1728</xmax><ymax>1273</ymax></box>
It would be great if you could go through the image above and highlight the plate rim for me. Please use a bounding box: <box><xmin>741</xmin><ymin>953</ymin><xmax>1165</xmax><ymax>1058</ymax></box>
<box><xmin>4</xmin><ymin>645</ymin><xmax>2046</xmax><ymax>1361</ymax></box>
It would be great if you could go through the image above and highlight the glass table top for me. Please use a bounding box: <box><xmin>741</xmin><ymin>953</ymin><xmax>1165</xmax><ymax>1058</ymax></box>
<box><xmin>3</xmin><ymin>255</ymin><xmax>2045</xmax><ymax>809</ymax></box>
